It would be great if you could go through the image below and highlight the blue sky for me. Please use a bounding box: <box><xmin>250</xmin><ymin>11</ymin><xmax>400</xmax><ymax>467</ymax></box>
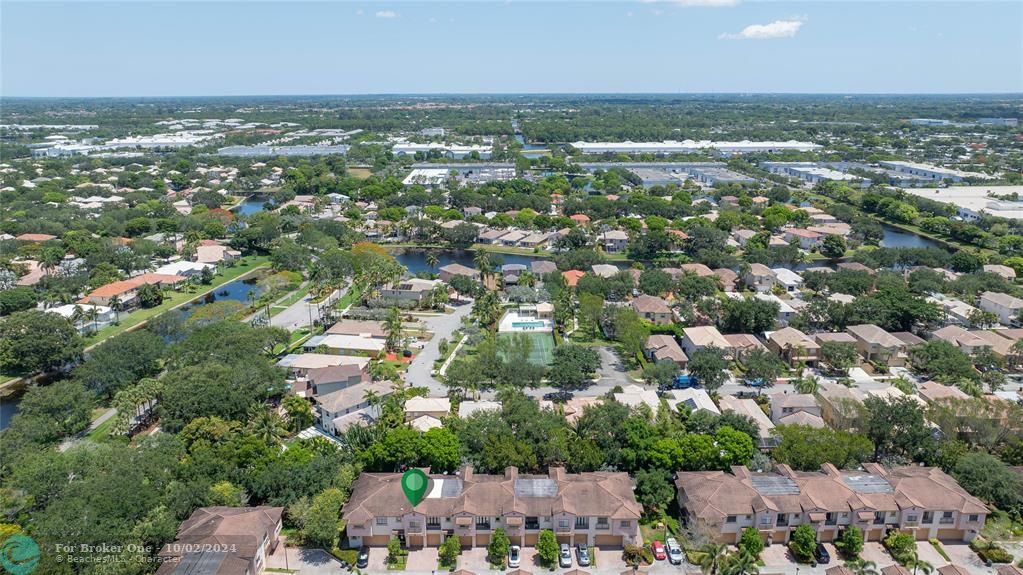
<box><xmin>2</xmin><ymin>1</ymin><xmax>1021</xmax><ymax>96</ymax></box>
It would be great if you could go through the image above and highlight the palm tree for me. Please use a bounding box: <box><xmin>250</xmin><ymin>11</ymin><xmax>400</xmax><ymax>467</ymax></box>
<box><xmin>720</xmin><ymin>550</ymin><xmax>760</xmax><ymax>575</ymax></box>
<box><xmin>473</xmin><ymin>249</ymin><xmax>492</xmax><ymax>282</ymax></box>
<box><xmin>425</xmin><ymin>252</ymin><xmax>439</xmax><ymax>271</ymax></box>
<box><xmin>847</xmin><ymin>559</ymin><xmax>880</xmax><ymax>575</ymax></box>
<box><xmin>696</xmin><ymin>543</ymin><xmax>727</xmax><ymax>575</ymax></box>
<box><xmin>363</xmin><ymin>389</ymin><xmax>382</xmax><ymax>408</ymax></box>
<box><xmin>70</xmin><ymin>305</ymin><xmax>85</xmax><ymax>332</ymax></box>
<box><xmin>248</xmin><ymin>407</ymin><xmax>287</xmax><ymax>445</ymax></box>
<box><xmin>384</xmin><ymin>307</ymin><xmax>403</xmax><ymax>352</ymax></box>
<box><xmin>85</xmin><ymin>306</ymin><xmax>100</xmax><ymax>332</ymax></box>
<box><xmin>108</xmin><ymin>295</ymin><xmax>122</xmax><ymax>323</ymax></box>
<box><xmin>907</xmin><ymin>549</ymin><xmax>932</xmax><ymax>575</ymax></box>
<box><xmin>281</xmin><ymin>395</ymin><xmax>314</xmax><ymax>432</ymax></box>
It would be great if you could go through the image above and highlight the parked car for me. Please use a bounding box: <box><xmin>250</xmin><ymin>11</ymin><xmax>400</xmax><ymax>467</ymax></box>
<box><xmin>814</xmin><ymin>543</ymin><xmax>831</xmax><ymax>564</ymax></box>
<box><xmin>559</xmin><ymin>544</ymin><xmax>573</xmax><ymax>568</ymax></box>
<box><xmin>356</xmin><ymin>548</ymin><xmax>369</xmax><ymax>568</ymax></box>
<box><xmin>576</xmin><ymin>544</ymin><xmax>590</xmax><ymax>567</ymax></box>
<box><xmin>508</xmin><ymin>545</ymin><xmax>520</xmax><ymax>568</ymax></box>
<box><xmin>543</xmin><ymin>391</ymin><xmax>573</xmax><ymax>402</ymax></box>
<box><xmin>666</xmin><ymin>538</ymin><xmax>683</xmax><ymax>565</ymax></box>
<box><xmin>651</xmin><ymin>540</ymin><xmax>666</xmax><ymax>561</ymax></box>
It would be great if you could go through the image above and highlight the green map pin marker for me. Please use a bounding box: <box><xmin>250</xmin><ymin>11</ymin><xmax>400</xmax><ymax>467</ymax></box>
<box><xmin>402</xmin><ymin>469</ymin><xmax>430</xmax><ymax>506</ymax></box>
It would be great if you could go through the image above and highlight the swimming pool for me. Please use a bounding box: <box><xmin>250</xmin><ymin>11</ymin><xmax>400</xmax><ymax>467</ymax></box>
<box><xmin>512</xmin><ymin>321</ymin><xmax>547</xmax><ymax>329</ymax></box>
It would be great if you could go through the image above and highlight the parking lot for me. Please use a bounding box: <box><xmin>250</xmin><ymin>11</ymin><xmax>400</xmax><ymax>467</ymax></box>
<box><xmin>323</xmin><ymin>540</ymin><xmax>1004</xmax><ymax>575</ymax></box>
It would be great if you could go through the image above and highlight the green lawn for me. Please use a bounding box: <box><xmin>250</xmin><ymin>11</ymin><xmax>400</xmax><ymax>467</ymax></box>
<box><xmin>81</xmin><ymin>256</ymin><xmax>269</xmax><ymax>349</ymax></box>
<box><xmin>336</xmin><ymin>283</ymin><xmax>365</xmax><ymax>310</ymax></box>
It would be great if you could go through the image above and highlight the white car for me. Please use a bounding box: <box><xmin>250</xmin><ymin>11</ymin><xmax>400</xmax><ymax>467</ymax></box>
<box><xmin>559</xmin><ymin>543</ymin><xmax>573</xmax><ymax>568</ymax></box>
<box><xmin>666</xmin><ymin>537</ymin><xmax>684</xmax><ymax>565</ymax></box>
<box><xmin>508</xmin><ymin>545</ymin><xmax>520</xmax><ymax>568</ymax></box>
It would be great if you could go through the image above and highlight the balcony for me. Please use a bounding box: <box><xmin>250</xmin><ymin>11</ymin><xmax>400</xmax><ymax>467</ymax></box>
<box><xmin>476</xmin><ymin>523</ymin><xmax>492</xmax><ymax>531</ymax></box>
<box><xmin>939</xmin><ymin>518</ymin><xmax>955</xmax><ymax>525</ymax></box>
<box><xmin>525</xmin><ymin>522</ymin><xmax>540</xmax><ymax>530</ymax></box>
<box><xmin>596</xmin><ymin>523</ymin><xmax>610</xmax><ymax>531</ymax></box>
<box><xmin>555</xmin><ymin>524</ymin><xmax>573</xmax><ymax>533</ymax></box>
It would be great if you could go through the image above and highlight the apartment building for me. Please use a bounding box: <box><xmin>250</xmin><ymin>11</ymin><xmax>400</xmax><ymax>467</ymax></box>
<box><xmin>676</xmin><ymin>463</ymin><xmax>987</xmax><ymax>546</ymax></box>
<box><xmin>157</xmin><ymin>506</ymin><xmax>283</xmax><ymax>575</ymax></box>
<box><xmin>342</xmin><ymin>466</ymin><xmax>642</xmax><ymax>549</ymax></box>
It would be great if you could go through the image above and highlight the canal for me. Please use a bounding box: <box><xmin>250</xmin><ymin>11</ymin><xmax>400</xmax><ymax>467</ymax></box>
<box><xmin>880</xmin><ymin>224</ymin><xmax>943</xmax><ymax>249</ymax></box>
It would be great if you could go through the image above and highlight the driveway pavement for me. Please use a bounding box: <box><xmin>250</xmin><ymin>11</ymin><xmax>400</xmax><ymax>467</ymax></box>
<box><xmin>406</xmin><ymin>302</ymin><xmax>473</xmax><ymax>397</ymax></box>
<box><xmin>270</xmin><ymin>286</ymin><xmax>342</xmax><ymax>332</ymax></box>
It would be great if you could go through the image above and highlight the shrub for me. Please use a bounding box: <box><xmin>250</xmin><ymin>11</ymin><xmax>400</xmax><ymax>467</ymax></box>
<box><xmin>738</xmin><ymin>527</ymin><xmax>765</xmax><ymax>559</ymax></box>
<box><xmin>537</xmin><ymin>530</ymin><xmax>559</xmax><ymax>568</ymax></box>
<box><xmin>970</xmin><ymin>538</ymin><xmax>1014</xmax><ymax>564</ymax></box>
<box><xmin>835</xmin><ymin>525</ymin><xmax>864</xmax><ymax>559</ymax></box>
<box><xmin>439</xmin><ymin>535</ymin><xmax>461</xmax><ymax>569</ymax></box>
<box><xmin>789</xmin><ymin>524</ymin><xmax>817</xmax><ymax>562</ymax></box>
<box><xmin>883</xmin><ymin>531</ymin><xmax>916</xmax><ymax>564</ymax></box>
<box><xmin>623</xmin><ymin>544</ymin><xmax>653</xmax><ymax>566</ymax></box>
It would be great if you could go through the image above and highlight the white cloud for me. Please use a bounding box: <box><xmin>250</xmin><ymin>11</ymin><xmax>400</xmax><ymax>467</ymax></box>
<box><xmin>375</xmin><ymin>10</ymin><xmax>398</xmax><ymax>18</ymax></box>
<box><xmin>355</xmin><ymin>9</ymin><xmax>364</xmax><ymax>15</ymax></box>
<box><xmin>719</xmin><ymin>18</ymin><xmax>803</xmax><ymax>40</ymax></box>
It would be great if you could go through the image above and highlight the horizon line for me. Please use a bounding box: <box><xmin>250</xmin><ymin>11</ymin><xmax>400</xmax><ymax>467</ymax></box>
<box><xmin>3</xmin><ymin>91</ymin><xmax>1023</xmax><ymax>100</ymax></box>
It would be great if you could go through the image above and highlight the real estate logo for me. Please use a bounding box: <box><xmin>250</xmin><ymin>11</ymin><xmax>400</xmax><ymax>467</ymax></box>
<box><xmin>0</xmin><ymin>534</ymin><xmax>40</xmax><ymax>575</ymax></box>
<box><xmin>401</xmin><ymin>469</ymin><xmax>430</xmax><ymax>507</ymax></box>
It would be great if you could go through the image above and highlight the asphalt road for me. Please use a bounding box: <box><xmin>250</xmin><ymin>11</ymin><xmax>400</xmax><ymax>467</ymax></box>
<box><xmin>407</xmin><ymin>303</ymin><xmax>474</xmax><ymax>397</ymax></box>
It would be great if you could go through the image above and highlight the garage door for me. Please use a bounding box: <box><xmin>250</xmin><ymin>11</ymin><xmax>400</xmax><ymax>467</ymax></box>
<box><xmin>573</xmin><ymin>534</ymin><xmax>588</xmax><ymax>546</ymax></box>
<box><xmin>866</xmin><ymin>529</ymin><xmax>882</xmax><ymax>542</ymax></box>
<box><xmin>476</xmin><ymin>534</ymin><xmax>491</xmax><ymax>547</ymax></box>
<box><xmin>720</xmin><ymin>533</ymin><xmax>738</xmax><ymax>545</ymax></box>
<box><xmin>915</xmin><ymin>529</ymin><xmax>930</xmax><ymax>541</ymax></box>
<box><xmin>363</xmin><ymin>535</ymin><xmax>391</xmax><ymax>547</ymax></box>
<box><xmin>524</xmin><ymin>534</ymin><xmax>539</xmax><ymax>546</ymax></box>
<box><xmin>773</xmin><ymin>530</ymin><xmax>788</xmax><ymax>544</ymax></box>
<box><xmin>819</xmin><ymin>530</ymin><xmax>836</xmax><ymax>543</ymax></box>
<box><xmin>459</xmin><ymin>536</ymin><xmax>473</xmax><ymax>548</ymax></box>
<box><xmin>557</xmin><ymin>534</ymin><xmax>572</xmax><ymax>545</ymax></box>
<box><xmin>594</xmin><ymin>535</ymin><xmax>623</xmax><ymax>548</ymax></box>
<box><xmin>407</xmin><ymin>534</ymin><xmax>425</xmax><ymax>548</ymax></box>
<box><xmin>936</xmin><ymin>529</ymin><xmax>964</xmax><ymax>541</ymax></box>
<box><xmin>427</xmin><ymin>534</ymin><xmax>442</xmax><ymax>546</ymax></box>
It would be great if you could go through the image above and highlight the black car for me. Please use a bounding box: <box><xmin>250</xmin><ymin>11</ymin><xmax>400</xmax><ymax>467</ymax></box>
<box><xmin>543</xmin><ymin>391</ymin><xmax>573</xmax><ymax>402</ymax></box>
<box><xmin>357</xmin><ymin>547</ymin><xmax>370</xmax><ymax>568</ymax></box>
<box><xmin>813</xmin><ymin>543</ymin><xmax>830</xmax><ymax>564</ymax></box>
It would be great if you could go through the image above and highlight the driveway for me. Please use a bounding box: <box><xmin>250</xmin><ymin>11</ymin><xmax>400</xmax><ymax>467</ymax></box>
<box><xmin>270</xmin><ymin>286</ymin><xmax>341</xmax><ymax>332</ymax></box>
<box><xmin>406</xmin><ymin>302</ymin><xmax>473</xmax><ymax>397</ymax></box>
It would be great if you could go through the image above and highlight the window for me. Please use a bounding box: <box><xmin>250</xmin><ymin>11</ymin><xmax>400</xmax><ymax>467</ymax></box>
<box><xmin>968</xmin><ymin>514</ymin><xmax>979</xmax><ymax>523</ymax></box>
<box><xmin>620</xmin><ymin>521</ymin><xmax>630</xmax><ymax>528</ymax></box>
<box><xmin>575</xmin><ymin>517</ymin><xmax>589</xmax><ymax>529</ymax></box>
<box><xmin>596</xmin><ymin>518</ymin><xmax>609</xmax><ymax>530</ymax></box>
<box><xmin>825</xmin><ymin>513</ymin><xmax>837</xmax><ymax>526</ymax></box>
<box><xmin>922</xmin><ymin>511</ymin><xmax>934</xmax><ymax>524</ymax></box>
<box><xmin>409</xmin><ymin>521</ymin><xmax>422</xmax><ymax>530</ymax></box>
<box><xmin>906</xmin><ymin>515</ymin><xmax>918</xmax><ymax>523</ymax></box>
<box><xmin>427</xmin><ymin>517</ymin><xmax>441</xmax><ymax>529</ymax></box>
<box><xmin>726</xmin><ymin>516</ymin><xmax>737</xmax><ymax>524</ymax></box>
<box><xmin>525</xmin><ymin>517</ymin><xmax>539</xmax><ymax>529</ymax></box>
<box><xmin>873</xmin><ymin>512</ymin><xmax>885</xmax><ymax>525</ymax></box>
<box><xmin>376</xmin><ymin>517</ymin><xmax>389</xmax><ymax>526</ymax></box>
<box><xmin>558</xmin><ymin>520</ymin><xmax>569</xmax><ymax>529</ymax></box>
<box><xmin>940</xmin><ymin>512</ymin><xmax>954</xmax><ymax>525</ymax></box>
<box><xmin>776</xmin><ymin>514</ymin><xmax>789</xmax><ymax>527</ymax></box>
<box><xmin>476</xmin><ymin>517</ymin><xmax>491</xmax><ymax>529</ymax></box>
<box><xmin>760</xmin><ymin>515</ymin><xmax>772</xmax><ymax>526</ymax></box>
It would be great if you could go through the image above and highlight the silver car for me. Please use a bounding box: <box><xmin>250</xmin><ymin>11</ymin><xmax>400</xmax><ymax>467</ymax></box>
<box><xmin>559</xmin><ymin>543</ymin><xmax>572</xmax><ymax>568</ymax></box>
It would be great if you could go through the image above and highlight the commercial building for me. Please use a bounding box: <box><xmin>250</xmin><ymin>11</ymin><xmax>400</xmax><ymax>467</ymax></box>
<box><xmin>762</xmin><ymin>162</ymin><xmax>866</xmax><ymax>185</ymax></box>
<box><xmin>569</xmin><ymin>140</ymin><xmax>821</xmax><ymax>155</ymax></box>
<box><xmin>878</xmin><ymin>161</ymin><xmax>993</xmax><ymax>184</ymax></box>
<box><xmin>392</xmin><ymin>142</ymin><xmax>492</xmax><ymax>160</ymax></box>
<box><xmin>676</xmin><ymin>463</ymin><xmax>987</xmax><ymax>545</ymax></box>
<box><xmin>901</xmin><ymin>186</ymin><xmax>1023</xmax><ymax>221</ymax></box>
<box><xmin>342</xmin><ymin>466</ymin><xmax>642</xmax><ymax>549</ymax></box>
<box><xmin>218</xmin><ymin>144</ymin><xmax>348</xmax><ymax>157</ymax></box>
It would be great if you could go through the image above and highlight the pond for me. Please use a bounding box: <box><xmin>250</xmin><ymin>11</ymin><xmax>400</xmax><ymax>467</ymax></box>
<box><xmin>0</xmin><ymin>394</ymin><xmax>19</xmax><ymax>431</ymax></box>
<box><xmin>176</xmin><ymin>276</ymin><xmax>265</xmax><ymax>319</ymax></box>
<box><xmin>389</xmin><ymin>248</ymin><xmax>545</xmax><ymax>275</ymax></box>
<box><xmin>880</xmin><ymin>224</ymin><xmax>943</xmax><ymax>249</ymax></box>
<box><xmin>233</xmin><ymin>195</ymin><xmax>272</xmax><ymax>216</ymax></box>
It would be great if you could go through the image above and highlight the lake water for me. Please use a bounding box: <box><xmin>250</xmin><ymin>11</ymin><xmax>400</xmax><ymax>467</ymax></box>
<box><xmin>0</xmin><ymin>394</ymin><xmax>19</xmax><ymax>431</ymax></box>
<box><xmin>880</xmin><ymin>224</ymin><xmax>942</xmax><ymax>249</ymax></box>
<box><xmin>390</xmin><ymin>248</ymin><xmax>544</xmax><ymax>274</ymax></box>
<box><xmin>234</xmin><ymin>195</ymin><xmax>271</xmax><ymax>216</ymax></box>
<box><xmin>176</xmin><ymin>276</ymin><xmax>264</xmax><ymax>318</ymax></box>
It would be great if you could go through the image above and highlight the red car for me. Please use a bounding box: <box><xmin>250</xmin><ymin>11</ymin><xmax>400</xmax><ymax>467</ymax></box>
<box><xmin>651</xmin><ymin>540</ymin><xmax>666</xmax><ymax>561</ymax></box>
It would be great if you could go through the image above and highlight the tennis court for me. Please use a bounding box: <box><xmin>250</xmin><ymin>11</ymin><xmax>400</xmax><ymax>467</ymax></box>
<box><xmin>497</xmin><ymin>331</ymin><xmax>555</xmax><ymax>366</ymax></box>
